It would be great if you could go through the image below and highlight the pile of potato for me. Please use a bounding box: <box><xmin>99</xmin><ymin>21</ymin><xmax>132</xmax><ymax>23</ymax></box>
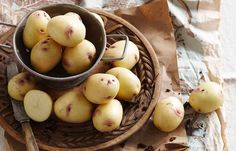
<box><xmin>8</xmin><ymin>10</ymin><xmax>143</xmax><ymax>132</ymax></box>
<box><xmin>9</xmin><ymin>10</ymin><xmax>224</xmax><ymax>134</ymax></box>
<box><xmin>23</xmin><ymin>10</ymin><xmax>103</xmax><ymax>75</ymax></box>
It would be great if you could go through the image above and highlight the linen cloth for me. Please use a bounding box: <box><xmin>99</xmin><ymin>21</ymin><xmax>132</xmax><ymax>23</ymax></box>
<box><xmin>0</xmin><ymin>0</ymin><xmax>227</xmax><ymax>150</ymax></box>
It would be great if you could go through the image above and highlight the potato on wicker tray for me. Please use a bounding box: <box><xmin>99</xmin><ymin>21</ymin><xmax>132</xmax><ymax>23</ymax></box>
<box><xmin>54</xmin><ymin>90</ymin><xmax>93</xmax><ymax>123</ymax></box>
<box><xmin>8</xmin><ymin>72</ymin><xmax>37</xmax><ymax>101</ymax></box>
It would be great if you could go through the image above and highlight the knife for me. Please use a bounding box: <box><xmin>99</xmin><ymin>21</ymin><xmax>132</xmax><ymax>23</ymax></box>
<box><xmin>7</xmin><ymin>62</ymin><xmax>39</xmax><ymax>151</ymax></box>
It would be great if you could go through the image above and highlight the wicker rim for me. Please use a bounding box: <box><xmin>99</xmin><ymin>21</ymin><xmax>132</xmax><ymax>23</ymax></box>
<box><xmin>0</xmin><ymin>9</ymin><xmax>162</xmax><ymax>151</ymax></box>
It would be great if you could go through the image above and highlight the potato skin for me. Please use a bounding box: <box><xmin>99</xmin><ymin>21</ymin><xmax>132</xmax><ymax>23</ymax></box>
<box><xmin>104</xmin><ymin>40</ymin><xmax>139</xmax><ymax>69</ymax></box>
<box><xmin>83</xmin><ymin>73</ymin><xmax>120</xmax><ymax>104</ymax></box>
<box><xmin>24</xmin><ymin>90</ymin><xmax>52</xmax><ymax>122</ymax></box>
<box><xmin>91</xmin><ymin>12</ymin><xmax>104</xmax><ymax>27</ymax></box>
<box><xmin>54</xmin><ymin>91</ymin><xmax>93</xmax><ymax>123</ymax></box>
<box><xmin>189</xmin><ymin>82</ymin><xmax>224</xmax><ymax>113</ymax></box>
<box><xmin>106</xmin><ymin>67</ymin><xmax>141</xmax><ymax>101</ymax></box>
<box><xmin>8</xmin><ymin>72</ymin><xmax>37</xmax><ymax>101</ymax></box>
<box><xmin>63</xmin><ymin>39</ymin><xmax>96</xmax><ymax>74</ymax></box>
<box><xmin>23</xmin><ymin>10</ymin><xmax>51</xmax><ymax>49</ymax></box>
<box><xmin>65</xmin><ymin>12</ymin><xmax>81</xmax><ymax>21</ymax></box>
<box><xmin>47</xmin><ymin>15</ymin><xmax>86</xmax><ymax>47</ymax></box>
<box><xmin>30</xmin><ymin>37</ymin><xmax>62</xmax><ymax>73</ymax></box>
<box><xmin>92</xmin><ymin>99</ymin><xmax>123</xmax><ymax>132</ymax></box>
<box><xmin>153</xmin><ymin>97</ymin><xmax>184</xmax><ymax>132</ymax></box>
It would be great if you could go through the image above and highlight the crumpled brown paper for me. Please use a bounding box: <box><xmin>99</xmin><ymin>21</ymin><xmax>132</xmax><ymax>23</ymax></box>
<box><xmin>1</xmin><ymin>0</ymin><xmax>189</xmax><ymax>150</ymax></box>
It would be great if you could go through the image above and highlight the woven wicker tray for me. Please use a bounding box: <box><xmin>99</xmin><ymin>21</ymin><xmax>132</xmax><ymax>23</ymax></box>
<box><xmin>0</xmin><ymin>9</ymin><xmax>161</xmax><ymax>151</ymax></box>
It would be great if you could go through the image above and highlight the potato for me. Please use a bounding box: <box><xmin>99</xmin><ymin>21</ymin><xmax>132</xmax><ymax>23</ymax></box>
<box><xmin>47</xmin><ymin>15</ymin><xmax>86</xmax><ymax>47</ymax></box>
<box><xmin>83</xmin><ymin>73</ymin><xmax>120</xmax><ymax>104</ymax></box>
<box><xmin>23</xmin><ymin>10</ymin><xmax>51</xmax><ymax>49</ymax></box>
<box><xmin>106</xmin><ymin>67</ymin><xmax>141</xmax><ymax>101</ymax></box>
<box><xmin>153</xmin><ymin>97</ymin><xmax>184</xmax><ymax>132</ymax></box>
<box><xmin>103</xmin><ymin>40</ymin><xmax>139</xmax><ymax>69</ymax></box>
<box><xmin>91</xmin><ymin>12</ymin><xmax>104</xmax><ymax>27</ymax></box>
<box><xmin>24</xmin><ymin>90</ymin><xmax>52</xmax><ymax>122</ymax></box>
<box><xmin>8</xmin><ymin>72</ymin><xmax>37</xmax><ymax>101</ymax></box>
<box><xmin>54</xmin><ymin>91</ymin><xmax>93</xmax><ymax>123</ymax></box>
<box><xmin>189</xmin><ymin>82</ymin><xmax>224</xmax><ymax>113</ymax></box>
<box><xmin>30</xmin><ymin>37</ymin><xmax>62</xmax><ymax>73</ymax></box>
<box><xmin>63</xmin><ymin>39</ymin><xmax>96</xmax><ymax>74</ymax></box>
<box><xmin>93</xmin><ymin>99</ymin><xmax>123</xmax><ymax>132</ymax></box>
<box><xmin>65</xmin><ymin>12</ymin><xmax>81</xmax><ymax>21</ymax></box>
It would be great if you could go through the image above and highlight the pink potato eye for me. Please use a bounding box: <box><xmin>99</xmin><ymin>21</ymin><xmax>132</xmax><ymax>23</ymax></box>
<box><xmin>103</xmin><ymin>120</ymin><xmax>113</xmax><ymax>127</ymax></box>
<box><xmin>64</xmin><ymin>26</ymin><xmax>73</xmax><ymax>39</ymax></box>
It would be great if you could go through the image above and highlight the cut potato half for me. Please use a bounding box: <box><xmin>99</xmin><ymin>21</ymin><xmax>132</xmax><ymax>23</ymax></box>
<box><xmin>24</xmin><ymin>90</ymin><xmax>52</xmax><ymax>122</ymax></box>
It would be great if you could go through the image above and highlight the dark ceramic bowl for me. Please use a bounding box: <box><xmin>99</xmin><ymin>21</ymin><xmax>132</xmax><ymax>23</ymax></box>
<box><xmin>13</xmin><ymin>4</ymin><xmax>109</xmax><ymax>89</ymax></box>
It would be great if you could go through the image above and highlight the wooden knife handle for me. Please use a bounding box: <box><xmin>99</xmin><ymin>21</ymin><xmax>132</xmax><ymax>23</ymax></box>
<box><xmin>22</xmin><ymin>122</ymin><xmax>39</xmax><ymax>151</ymax></box>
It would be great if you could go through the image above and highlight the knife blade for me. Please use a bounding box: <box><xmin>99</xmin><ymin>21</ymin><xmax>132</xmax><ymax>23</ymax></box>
<box><xmin>7</xmin><ymin>62</ymin><xmax>39</xmax><ymax>151</ymax></box>
<box><xmin>7</xmin><ymin>62</ymin><xmax>30</xmax><ymax>122</ymax></box>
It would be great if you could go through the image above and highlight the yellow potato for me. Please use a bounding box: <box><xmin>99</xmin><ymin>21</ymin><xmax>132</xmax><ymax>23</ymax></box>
<box><xmin>91</xmin><ymin>12</ymin><xmax>104</xmax><ymax>27</ymax></box>
<box><xmin>63</xmin><ymin>39</ymin><xmax>96</xmax><ymax>74</ymax></box>
<box><xmin>30</xmin><ymin>37</ymin><xmax>62</xmax><ymax>73</ymax></box>
<box><xmin>24</xmin><ymin>90</ymin><xmax>52</xmax><ymax>122</ymax></box>
<box><xmin>106</xmin><ymin>67</ymin><xmax>141</xmax><ymax>101</ymax></box>
<box><xmin>93</xmin><ymin>99</ymin><xmax>123</xmax><ymax>132</ymax></box>
<box><xmin>65</xmin><ymin>12</ymin><xmax>81</xmax><ymax>21</ymax></box>
<box><xmin>189</xmin><ymin>82</ymin><xmax>224</xmax><ymax>113</ymax></box>
<box><xmin>23</xmin><ymin>10</ymin><xmax>51</xmax><ymax>49</ymax></box>
<box><xmin>54</xmin><ymin>91</ymin><xmax>93</xmax><ymax>123</ymax></box>
<box><xmin>83</xmin><ymin>73</ymin><xmax>120</xmax><ymax>104</ymax></box>
<box><xmin>47</xmin><ymin>15</ymin><xmax>86</xmax><ymax>47</ymax></box>
<box><xmin>104</xmin><ymin>40</ymin><xmax>139</xmax><ymax>69</ymax></box>
<box><xmin>8</xmin><ymin>72</ymin><xmax>37</xmax><ymax>101</ymax></box>
<box><xmin>153</xmin><ymin>97</ymin><xmax>184</xmax><ymax>132</ymax></box>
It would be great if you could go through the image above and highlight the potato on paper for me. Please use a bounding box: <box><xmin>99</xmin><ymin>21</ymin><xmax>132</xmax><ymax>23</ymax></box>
<box><xmin>106</xmin><ymin>67</ymin><xmax>141</xmax><ymax>101</ymax></box>
<box><xmin>8</xmin><ymin>72</ymin><xmax>37</xmax><ymax>101</ymax></box>
<box><xmin>23</xmin><ymin>10</ymin><xmax>51</xmax><ymax>49</ymax></box>
<box><xmin>189</xmin><ymin>82</ymin><xmax>224</xmax><ymax>113</ymax></box>
<box><xmin>24</xmin><ymin>90</ymin><xmax>52</xmax><ymax>122</ymax></box>
<box><xmin>63</xmin><ymin>39</ymin><xmax>96</xmax><ymax>74</ymax></box>
<box><xmin>93</xmin><ymin>99</ymin><xmax>123</xmax><ymax>132</ymax></box>
<box><xmin>103</xmin><ymin>40</ymin><xmax>139</xmax><ymax>69</ymax></box>
<box><xmin>54</xmin><ymin>91</ymin><xmax>93</xmax><ymax>123</ymax></box>
<box><xmin>83</xmin><ymin>73</ymin><xmax>120</xmax><ymax>104</ymax></box>
<box><xmin>153</xmin><ymin>97</ymin><xmax>184</xmax><ymax>132</ymax></box>
<box><xmin>30</xmin><ymin>37</ymin><xmax>62</xmax><ymax>73</ymax></box>
<box><xmin>47</xmin><ymin>14</ymin><xmax>86</xmax><ymax>47</ymax></box>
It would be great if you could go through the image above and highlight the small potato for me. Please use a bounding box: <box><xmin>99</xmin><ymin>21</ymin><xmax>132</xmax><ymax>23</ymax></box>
<box><xmin>91</xmin><ymin>12</ymin><xmax>104</xmax><ymax>27</ymax></box>
<box><xmin>8</xmin><ymin>72</ymin><xmax>37</xmax><ymax>101</ymax></box>
<box><xmin>83</xmin><ymin>73</ymin><xmax>120</xmax><ymax>104</ymax></box>
<box><xmin>103</xmin><ymin>40</ymin><xmax>139</xmax><ymax>69</ymax></box>
<box><xmin>54</xmin><ymin>91</ymin><xmax>93</xmax><ymax>123</ymax></box>
<box><xmin>153</xmin><ymin>97</ymin><xmax>184</xmax><ymax>132</ymax></box>
<box><xmin>65</xmin><ymin>12</ymin><xmax>82</xmax><ymax>21</ymax></box>
<box><xmin>30</xmin><ymin>37</ymin><xmax>62</xmax><ymax>73</ymax></box>
<box><xmin>93</xmin><ymin>99</ymin><xmax>123</xmax><ymax>132</ymax></box>
<box><xmin>189</xmin><ymin>82</ymin><xmax>224</xmax><ymax>113</ymax></box>
<box><xmin>47</xmin><ymin>15</ymin><xmax>86</xmax><ymax>47</ymax></box>
<box><xmin>24</xmin><ymin>90</ymin><xmax>52</xmax><ymax>122</ymax></box>
<box><xmin>63</xmin><ymin>39</ymin><xmax>96</xmax><ymax>74</ymax></box>
<box><xmin>106</xmin><ymin>67</ymin><xmax>141</xmax><ymax>101</ymax></box>
<box><xmin>23</xmin><ymin>10</ymin><xmax>51</xmax><ymax>49</ymax></box>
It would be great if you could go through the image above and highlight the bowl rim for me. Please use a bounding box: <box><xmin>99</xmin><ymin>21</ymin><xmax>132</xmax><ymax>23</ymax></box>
<box><xmin>13</xmin><ymin>3</ymin><xmax>107</xmax><ymax>81</ymax></box>
<box><xmin>1</xmin><ymin>8</ymin><xmax>162</xmax><ymax>151</ymax></box>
